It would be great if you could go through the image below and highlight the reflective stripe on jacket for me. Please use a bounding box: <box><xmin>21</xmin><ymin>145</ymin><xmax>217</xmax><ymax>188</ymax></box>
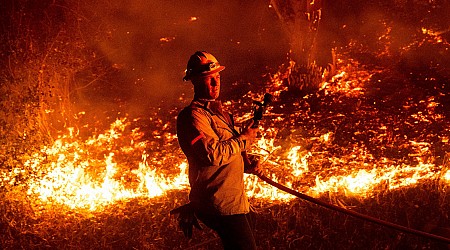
<box><xmin>177</xmin><ymin>99</ymin><xmax>250</xmax><ymax>215</ymax></box>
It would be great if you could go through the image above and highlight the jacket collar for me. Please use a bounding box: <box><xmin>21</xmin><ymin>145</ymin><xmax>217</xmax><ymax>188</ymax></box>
<box><xmin>191</xmin><ymin>99</ymin><xmax>235</xmax><ymax>128</ymax></box>
<box><xmin>191</xmin><ymin>99</ymin><xmax>220</xmax><ymax>115</ymax></box>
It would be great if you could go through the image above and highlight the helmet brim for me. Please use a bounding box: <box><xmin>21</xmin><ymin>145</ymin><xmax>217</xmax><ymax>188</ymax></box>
<box><xmin>183</xmin><ymin>65</ymin><xmax>225</xmax><ymax>81</ymax></box>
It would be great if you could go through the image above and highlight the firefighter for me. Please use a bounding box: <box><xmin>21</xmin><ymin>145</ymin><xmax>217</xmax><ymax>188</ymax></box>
<box><xmin>173</xmin><ymin>51</ymin><xmax>260</xmax><ymax>249</ymax></box>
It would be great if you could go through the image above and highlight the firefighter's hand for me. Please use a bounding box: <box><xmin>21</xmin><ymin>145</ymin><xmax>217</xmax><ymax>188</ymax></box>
<box><xmin>245</xmin><ymin>157</ymin><xmax>263</xmax><ymax>176</ymax></box>
<box><xmin>170</xmin><ymin>203</ymin><xmax>202</xmax><ymax>239</ymax></box>
<box><xmin>239</xmin><ymin>120</ymin><xmax>259</xmax><ymax>145</ymax></box>
<box><xmin>179</xmin><ymin>211</ymin><xmax>202</xmax><ymax>239</ymax></box>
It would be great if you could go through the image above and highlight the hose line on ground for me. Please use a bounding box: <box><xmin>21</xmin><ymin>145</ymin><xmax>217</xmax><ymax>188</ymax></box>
<box><xmin>256</xmin><ymin>174</ymin><xmax>450</xmax><ymax>244</ymax></box>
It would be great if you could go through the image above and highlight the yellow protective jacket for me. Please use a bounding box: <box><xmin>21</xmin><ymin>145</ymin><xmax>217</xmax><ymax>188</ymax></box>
<box><xmin>177</xmin><ymin>99</ymin><xmax>250</xmax><ymax>215</ymax></box>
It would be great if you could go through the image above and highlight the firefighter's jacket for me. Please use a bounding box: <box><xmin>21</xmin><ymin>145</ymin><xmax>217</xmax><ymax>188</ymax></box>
<box><xmin>177</xmin><ymin>99</ymin><xmax>250</xmax><ymax>215</ymax></box>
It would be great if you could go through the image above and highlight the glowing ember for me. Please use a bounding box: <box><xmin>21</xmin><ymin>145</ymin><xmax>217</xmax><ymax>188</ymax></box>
<box><xmin>160</xmin><ymin>36</ymin><xmax>175</xmax><ymax>43</ymax></box>
<box><xmin>2</xmin><ymin>53</ymin><xmax>448</xmax><ymax>214</ymax></box>
<box><xmin>444</xmin><ymin>170</ymin><xmax>450</xmax><ymax>182</ymax></box>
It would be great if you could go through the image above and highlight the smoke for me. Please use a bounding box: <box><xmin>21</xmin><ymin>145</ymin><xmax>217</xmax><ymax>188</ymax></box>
<box><xmin>73</xmin><ymin>0</ymin><xmax>289</xmax><ymax>114</ymax></box>
<box><xmin>5</xmin><ymin>0</ymin><xmax>447</xmax><ymax>119</ymax></box>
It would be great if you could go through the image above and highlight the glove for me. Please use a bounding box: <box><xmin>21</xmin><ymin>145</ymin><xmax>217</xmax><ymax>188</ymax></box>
<box><xmin>170</xmin><ymin>203</ymin><xmax>202</xmax><ymax>238</ymax></box>
<box><xmin>244</xmin><ymin>153</ymin><xmax>262</xmax><ymax>175</ymax></box>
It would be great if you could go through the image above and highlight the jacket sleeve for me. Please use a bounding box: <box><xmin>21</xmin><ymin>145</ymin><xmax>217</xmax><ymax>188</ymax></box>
<box><xmin>186</xmin><ymin>109</ymin><xmax>247</xmax><ymax>167</ymax></box>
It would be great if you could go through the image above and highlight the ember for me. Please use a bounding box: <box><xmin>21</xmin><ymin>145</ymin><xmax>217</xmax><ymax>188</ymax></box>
<box><xmin>5</xmin><ymin>51</ymin><xmax>446</xmax><ymax>211</ymax></box>
<box><xmin>1</xmin><ymin>0</ymin><xmax>449</xmax><ymax>249</ymax></box>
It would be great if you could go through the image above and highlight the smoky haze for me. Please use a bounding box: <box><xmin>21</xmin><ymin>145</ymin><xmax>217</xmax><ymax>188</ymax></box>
<box><xmin>3</xmin><ymin>0</ymin><xmax>447</xmax><ymax>121</ymax></box>
<box><xmin>75</xmin><ymin>0</ymin><xmax>289</xmax><ymax>114</ymax></box>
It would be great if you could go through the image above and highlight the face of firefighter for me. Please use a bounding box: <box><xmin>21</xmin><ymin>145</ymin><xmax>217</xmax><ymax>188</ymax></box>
<box><xmin>192</xmin><ymin>72</ymin><xmax>221</xmax><ymax>100</ymax></box>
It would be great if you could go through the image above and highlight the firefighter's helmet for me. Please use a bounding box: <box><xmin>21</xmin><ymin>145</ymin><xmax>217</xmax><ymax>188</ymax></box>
<box><xmin>183</xmin><ymin>51</ymin><xmax>225</xmax><ymax>81</ymax></box>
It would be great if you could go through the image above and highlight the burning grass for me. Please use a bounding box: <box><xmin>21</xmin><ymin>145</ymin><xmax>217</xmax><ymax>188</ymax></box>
<box><xmin>1</xmin><ymin>51</ymin><xmax>450</xmax><ymax>249</ymax></box>
<box><xmin>1</xmin><ymin>180</ymin><xmax>448</xmax><ymax>249</ymax></box>
<box><xmin>1</xmin><ymin>1</ymin><xmax>450</xmax><ymax>248</ymax></box>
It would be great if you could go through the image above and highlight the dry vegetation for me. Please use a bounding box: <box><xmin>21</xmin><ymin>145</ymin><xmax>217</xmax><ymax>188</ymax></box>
<box><xmin>1</xmin><ymin>1</ymin><xmax>450</xmax><ymax>249</ymax></box>
<box><xmin>0</xmin><ymin>180</ymin><xmax>449</xmax><ymax>249</ymax></box>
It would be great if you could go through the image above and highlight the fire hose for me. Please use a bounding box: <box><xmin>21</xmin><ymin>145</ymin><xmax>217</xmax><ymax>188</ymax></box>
<box><xmin>255</xmin><ymin>173</ymin><xmax>450</xmax><ymax>244</ymax></box>
<box><xmin>247</xmin><ymin>93</ymin><xmax>449</xmax><ymax>244</ymax></box>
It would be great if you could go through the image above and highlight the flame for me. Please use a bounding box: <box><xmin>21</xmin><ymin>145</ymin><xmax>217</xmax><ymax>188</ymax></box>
<box><xmin>444</xmin><ymin>170</ymin><xmax>450</xmax><ymax>182</ymax></box>
<box><xmin>2</xmin><ymin>52</ymin><xmax>448</xmax><ymax>214</ymax></box>
<box><xmin>24</xmin><ymin>118</ymin><xmax>189</xmax><ymax>211</ymax></box>
<box><xmin>309</xmin><ymin>162</ymin><xmax>438</xmax><ymax>197</ymax></box>
<box><xmin>421</xmin><ymin>27</ymin><xmax>450</xmax><ymax>44</ymax></box>
<box><xmin>21</xmin><ymin>122</ymin><xmax>450</xmax><ymax>212</ymax></box>
<box><xmin>287</xmin><ymin>146</ymin><xmax>310</xmax><ymax>176</ymax></box>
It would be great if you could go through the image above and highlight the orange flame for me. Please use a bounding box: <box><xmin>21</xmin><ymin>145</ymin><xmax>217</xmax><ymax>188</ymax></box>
<box><xmin>25</xmin><ymin>118</ymin><xmax>189</xmax><ymax>211</ymax></box>
<box><xmin>3</xmin><ymin>54</ymin><xmax>447</xmax><ymax>213</ymax></box>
